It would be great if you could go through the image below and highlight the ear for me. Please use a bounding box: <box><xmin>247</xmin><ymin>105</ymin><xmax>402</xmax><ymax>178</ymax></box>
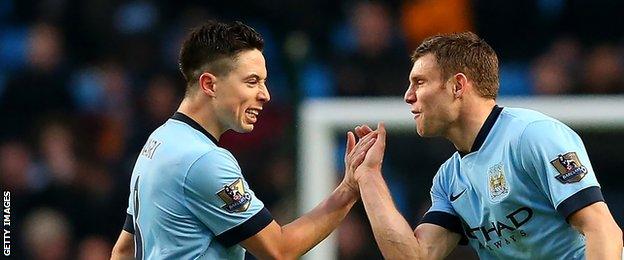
<box><xmin>453</xmin><ymin>73</ymin><xmax>469</xmax><ymax>98</ymax></box>
<box><xmin>198</xmin><ymin>72</ymin><xmax>217</xmax><ymax>97</ymax></box>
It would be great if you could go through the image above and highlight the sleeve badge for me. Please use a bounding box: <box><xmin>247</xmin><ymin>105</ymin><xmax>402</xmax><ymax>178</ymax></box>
<box><xmin>216</xmin><ymin>178</ymin><xmax>252</xmax><ymax>213</ymax></box>
<box><xmin>550</xmin><ymin>152</ymin><xmax>588</xmax><ymax>184</ymax></box>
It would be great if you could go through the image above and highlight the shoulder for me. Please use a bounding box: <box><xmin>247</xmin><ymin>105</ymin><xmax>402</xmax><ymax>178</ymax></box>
<box><xmin>182</xmin><ymin>148</ymin><xmax>244</xmax><ymax>196</ymax></box>
<box><xmin>189</xmin><ymin>148</ymin><xmax>240</xmax><ymax>174</ymax></box>
<box><xmin>501</xmin><ymin>107</ymin><xmax>577</xmax><ymax>144</ymax></box>
<box><xmin>154</xmin><ymin>119</ymin><xmax>223</xmax><ymax>156</ymax></box>
<box><xmin>500</xmin><ymin>107</ymin><xmax>562</xmax><ymax>129</ymax></box>
<box><xmin>438</xmin><ymin>154</ymin><xmax>460</xmax><ymax>173</ymax></box>
<box><xmin>433</xmin><ymin>153</ymin><xmax>461</xmax><ymax>186</ymax></box>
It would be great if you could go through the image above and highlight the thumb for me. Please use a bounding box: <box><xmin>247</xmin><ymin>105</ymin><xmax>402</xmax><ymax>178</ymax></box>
<box><xmin>375</xmin><ymin>122</ymin><xmax>386</xmax><ymax>147</ymax></box>
<box><xmin>345</xmin><ymin>131</ymin><xmax>355</xmax><ymax>157</ymax></box>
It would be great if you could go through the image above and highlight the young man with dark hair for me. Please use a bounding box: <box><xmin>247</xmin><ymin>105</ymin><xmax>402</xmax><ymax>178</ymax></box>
<box><xmin>349</xmin><ymin>32</ymin><xmax>622</xmax><ymax>259</ymax></box>
<box><xmin>111</xmin><ymin>20</ymin><xmax>375</xmax><ymax>260</ymax></box>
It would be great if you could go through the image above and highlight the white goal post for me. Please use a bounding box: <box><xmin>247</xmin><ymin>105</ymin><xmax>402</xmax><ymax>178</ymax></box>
<box><xmin>297</xmin><ymin>95</ymin><xmax>624</xmax><ymax>260</ymax></box>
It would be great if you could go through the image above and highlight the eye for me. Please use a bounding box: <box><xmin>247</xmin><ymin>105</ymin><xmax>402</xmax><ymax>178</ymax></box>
<box><xmin>417</xmin><ymin>79</ymin><xmax>425</xmax><ymax>85</ymax></box>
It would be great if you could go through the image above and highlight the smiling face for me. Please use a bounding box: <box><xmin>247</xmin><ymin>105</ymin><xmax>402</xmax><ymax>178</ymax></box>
<box><xmin>404</xmin><ymin>53</ymin><xmax>457</xmax><ymax>137</ymax></box>
<box><xmin>213</xmin><ymin>49</ymin><xmax>270</xmax><ymax>133</ymax></box>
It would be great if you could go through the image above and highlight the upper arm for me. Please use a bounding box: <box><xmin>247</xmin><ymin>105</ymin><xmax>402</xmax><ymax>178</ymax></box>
<box><xmin>420</xmin><ymin>167</ymin><xmax>467</xmax><ymax>241</ymax></box>
<box><xmin>413</xmin><ymin>223</ymin><xmax>461</xmax><ymax>259</ymax></box>
<box><xmin>518</xmin><ymin>120</ymin><xmax>604</xmax><ymax>219</ymax></box>
<box><xmin>568</xmin><ymin>201</ymin><xmax>620</xmax><ymax>234</ymax></box>
<box><xmin>415</xmin><ymin>168</ymin><xmax>463</xmax><ymax>258</ymax></box>
<box><xmin>183</xmin><ymin>150</ymin><xmax>273</xmax><ymax>246</ymax></box>
<box><xmin>240</xmin><ymin>220</ymin><xmax>286</xmax><ymax>259</ymax></box>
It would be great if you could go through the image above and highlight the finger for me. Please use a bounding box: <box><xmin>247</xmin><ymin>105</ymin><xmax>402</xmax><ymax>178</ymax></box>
<box><xmin>352</xmin><ymin>137</ymin><xmax>376</xmax><ymax>166</ymax></box>
<box><xmin>371</xmin><ymin>122</ymin><xmax>386</xmax><ymax>151</ymax></box>
<box><xmin>354</xmin><ymin>125</ymin><xmax>363</xmax><ymax>138</ymax></box>
<box><xmin>351</xmin><ymin>136</ymin><xmax>377</xmax><ymax>162</ymax></box>
<box><xmin>347</xmin><ymin>131</ymin><xmax>377</xmax><ymax>159</ymax></box>
<box><xmin>377</xmin><ymin>122</ymin><xmax>386</xmax><ymax>143</ymax></box>
<box><xmin>355</xmin><ymin>124</ymin><xmax>373</xmax><ymax>138</ymax></box>
<box><xmin>361</xmin><ymin>124</ymin><xmax>373</xmax><ymax>133</ymax></box>
<box><xmin>346</xmin><ymin>131</ymin><xmax>355</xmax><ymax>155</ymax></box>
<box><xmin>344</xmin><ymin>131</ymin><xmax>356</xmax><ymax>163</ymax></box>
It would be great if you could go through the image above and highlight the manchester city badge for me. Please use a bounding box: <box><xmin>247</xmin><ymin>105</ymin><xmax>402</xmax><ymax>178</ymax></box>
<box><xmin>488</xmin><ymin>162</ymin><xmax>510</xmax><ymax>203</ymax></box>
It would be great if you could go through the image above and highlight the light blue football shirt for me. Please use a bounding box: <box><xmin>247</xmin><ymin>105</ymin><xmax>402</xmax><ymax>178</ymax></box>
<box><xmin>122</xmin><ymin>112</ymin><xmax>273</xmax><ymax>259</ymax></box>
<box><xmin>421</xmin><ymin>106</ymin><xmax>604</xmax><ymax>259</ymax></box>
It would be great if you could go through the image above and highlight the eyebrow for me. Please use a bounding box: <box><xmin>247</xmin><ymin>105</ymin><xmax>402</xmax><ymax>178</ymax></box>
<box><xmin>410</xmin><ymin>75</ymin><xmax>425</xmax><ymax>81</ymax></box>
<box><xmin>244</xmin><ymin>74</ymin><xmax>265</xmax><ymax>81</ymax></box>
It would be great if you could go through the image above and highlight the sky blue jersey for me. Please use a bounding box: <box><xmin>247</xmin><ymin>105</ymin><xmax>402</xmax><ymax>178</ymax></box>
<box><xmin>421</xmin><ymin>106</ymin><xmax>604</xmax><ymax>259</ymax></box>
<box><xmin>122</xmin><ymin>112</ymin><xmax>273</xmax><ymax>259</ymax></box>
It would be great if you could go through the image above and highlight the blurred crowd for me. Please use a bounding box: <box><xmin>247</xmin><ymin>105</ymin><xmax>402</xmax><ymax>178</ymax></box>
<box><xmin>1</xmin><ymin>0</ymin><xmax>623</xmax><ymax>259</ymax></box>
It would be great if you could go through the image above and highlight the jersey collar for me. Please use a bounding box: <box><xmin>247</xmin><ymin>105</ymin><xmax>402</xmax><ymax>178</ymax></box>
<box><xmin>459</xmin><ymin>105</ymin><xmax>503</xmax><ymax>157</ymax></box>
<box><xmin>171</xmin><ymin>112</ymin><xmax>219</xmax><ymax>145</ymax></box>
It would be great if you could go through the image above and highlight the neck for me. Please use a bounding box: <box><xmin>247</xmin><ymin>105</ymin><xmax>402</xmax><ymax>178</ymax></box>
<box><xmin>177</xmin><ymin>95</ymin><xmax>224</xmax><ymax>140</ymax></box>
<box><xmin>445</xmin><ymin>99</ymin><xmax>496</xmax><ymax>154</ymax></box>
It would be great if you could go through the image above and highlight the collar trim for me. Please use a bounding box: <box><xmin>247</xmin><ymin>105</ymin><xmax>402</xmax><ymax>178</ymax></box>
<box><xmin>459</xmin><ymin>105</ymin><xmax>503</xmax><ymax>157</ymax></box>
<box><xmin>171</xmin><ymin>112</ymin><xmax>219</xmax><ymax>145</ymax></box>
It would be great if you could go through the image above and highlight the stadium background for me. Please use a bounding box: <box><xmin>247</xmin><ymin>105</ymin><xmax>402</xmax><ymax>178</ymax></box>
<box><xmin>0</xmin><ymin>0</ymin><xmax>623</xmax><ymax>259</ymax></box>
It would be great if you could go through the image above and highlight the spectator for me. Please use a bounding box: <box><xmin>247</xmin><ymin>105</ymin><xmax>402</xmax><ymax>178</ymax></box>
<box><xmin>331</xmin><ymin>1</ymin><xmax>410</xmax><ymax>97</ymax></box>
<box><xmin>0</xmin><ymin>23</ymin><xmax>74</xmax><ymax>139</ymax></box>
<box><xmin>22</xmin><ymin>208</ymin><xmax>72</xmax><ymax>260</ymax></box>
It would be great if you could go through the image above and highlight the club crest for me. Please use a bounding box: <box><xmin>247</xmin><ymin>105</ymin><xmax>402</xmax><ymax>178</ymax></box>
<box><xmin>487</xmin><ymin>163</ymin><xmax>510</xmax><ymax>203</ymax></box>
<box><xmin>550</xmin><ymin>152</ymin><xmax>588</xmax><ymax>184</ymax></box>
<box><xmin>217</xmin><ymin>178</ymin><xmax>251</xmax><ymax>213</ymax></box>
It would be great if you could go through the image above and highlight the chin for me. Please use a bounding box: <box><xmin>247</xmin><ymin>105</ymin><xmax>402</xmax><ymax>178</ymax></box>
<box><xmin>230</xmin><ymin>124</ymin><xmax>254</xmax><ymax>133</ymax></box>
<box><xmin>416</xmin><ymin>125</ymin><xmax>436</xmax><ymax>137</ymax></box>
<box><xmin>240</xmin><ymin>124</ymin><xmax>255</xmax><ymax>133</ymax></box>
<box><xmin>416</xmin><ymin>128</ymin><xmax>429</xmax><ymax>137</ymax></box>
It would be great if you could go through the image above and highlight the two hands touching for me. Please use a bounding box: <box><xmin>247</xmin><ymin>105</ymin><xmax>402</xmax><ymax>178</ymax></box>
<box><xmin>342</xmin><ymin>122</ymin><xmax>387</xmax><ymax>195</ymax></box>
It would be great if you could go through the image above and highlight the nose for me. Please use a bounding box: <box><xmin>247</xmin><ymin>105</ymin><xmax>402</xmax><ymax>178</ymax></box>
<box><xmin>258</xmin><ymin>84</ymin><xmax>270</xmax><ymax>103</ymax></box>
<box><xmin>404</xmin><ymin>85</ymin><xmax>415</xmax><ymax>104</ymax></box>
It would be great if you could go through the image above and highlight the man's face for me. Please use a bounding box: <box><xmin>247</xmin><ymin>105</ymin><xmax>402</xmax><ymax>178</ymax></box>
<box><xmin>214</xmin><ymin>49</ymin><xmax>270</xmax><ymax>133</ymax></box>
<box><xmin>404</xmin><ymin>53</ymin><xmax>456</xmax><ymax>137</ymax></box>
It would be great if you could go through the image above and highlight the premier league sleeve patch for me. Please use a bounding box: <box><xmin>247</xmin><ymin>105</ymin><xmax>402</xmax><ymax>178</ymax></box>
<box><xmin>216</xmin><ymin>178</ymin><xmax>252</xmax><ymax>213</ymax></box>
<box><xmin>550</xmin><ymin>152</ymin><xmax>588</xmax><ymax>184</ymax></box>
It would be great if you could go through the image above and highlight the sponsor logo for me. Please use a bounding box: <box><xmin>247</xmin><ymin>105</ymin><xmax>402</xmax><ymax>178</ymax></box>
<box><xmin>217</xmin><ymin>178</ymin><xmax>251</xmax><ymax>213</ymax></box>
<box><xmin>464</xmin><ymin>207</ymin><xmax>533</xmax><ymax>250</ymax></box>
<box><xmin>550</xmin><ymin>152</ymin><xmax>587</xmax><ymax>184</ymax></box>
<box><xmin>450</xmin><ymin>189</ymin><xmax>467</xmax><ymax>202</ymax></box>
<box><xmin>487</xmin><ymin>163</ymin><xmax>510</xmax><ymax>203</ymax></box>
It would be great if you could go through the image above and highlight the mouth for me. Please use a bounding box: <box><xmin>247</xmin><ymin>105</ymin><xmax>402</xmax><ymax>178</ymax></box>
<box><xmin>245</xmin><ymin>107</ymin><xmax>262</xmax><ymax>123</ymax></box>
<box><xmin>411</xmin><ymin>110</ymin><xmax>421</xmax><ymax>119</ymax></box>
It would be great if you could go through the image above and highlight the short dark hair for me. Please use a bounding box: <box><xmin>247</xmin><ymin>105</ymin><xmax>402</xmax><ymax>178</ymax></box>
<box><xmin>178</xmin><ymin>21</ymin><xmax>264</xmax><ymax>94</ymax></box>
<box><xmin>411</xmin><ymin>32</ymin><xmax>499</xmax><ymax>99</ymax></box>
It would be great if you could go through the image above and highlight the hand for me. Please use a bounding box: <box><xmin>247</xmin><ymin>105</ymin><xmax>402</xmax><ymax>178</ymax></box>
<box><xmin>343</xmin><ymin>126</ymin><xmax>378</xmax><ymax>193</ymax></box>
<box><xmin>355</xmin><ymin>122</ymin><xmax>386</xmax><ymax>177</ymax></box>
<box><xmin>354</xmin><ymin>124</ymin><xmax>374</xmax><ymax>139</ymax></box>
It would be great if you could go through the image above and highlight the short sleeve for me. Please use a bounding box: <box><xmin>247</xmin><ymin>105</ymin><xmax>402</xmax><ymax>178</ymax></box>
<box><xmin>420</xmin><ymin>166</ymin><xmax>466</xmax><ymax>242</ymax></box>
<box><xmin>518</xmin><ymin>120</ymin><xmax>603</xmax><ymax>219</ymax></box>
<box><xmin>183</xmin><ymin>149</ymin><xmax>273</xmax><ymax>247</ymax></box>
<box><xmin>123</xmin><ymin>171</ymin><xmax>138</xmax><ymax>233</ymax></box>
<box><xmin>126</xmin><ymin>171</ymin><xmax>138</xmax><ymax>216</ymax></box>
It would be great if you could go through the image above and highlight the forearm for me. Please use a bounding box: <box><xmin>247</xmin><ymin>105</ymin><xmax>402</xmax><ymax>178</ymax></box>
<box><xmin>281</xmin><ymin>182</ymin><xmax>358</xmax><ymax>257</ymax></box>
<box><xmin>584</xmin><ymin>225</ymin><xmax>623</xmax><ymax>260</ymax></box>
<box><xmin>359</xmin><ymin>173</ymin><xmax>421</xmax><ymax>259</ymax></box>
